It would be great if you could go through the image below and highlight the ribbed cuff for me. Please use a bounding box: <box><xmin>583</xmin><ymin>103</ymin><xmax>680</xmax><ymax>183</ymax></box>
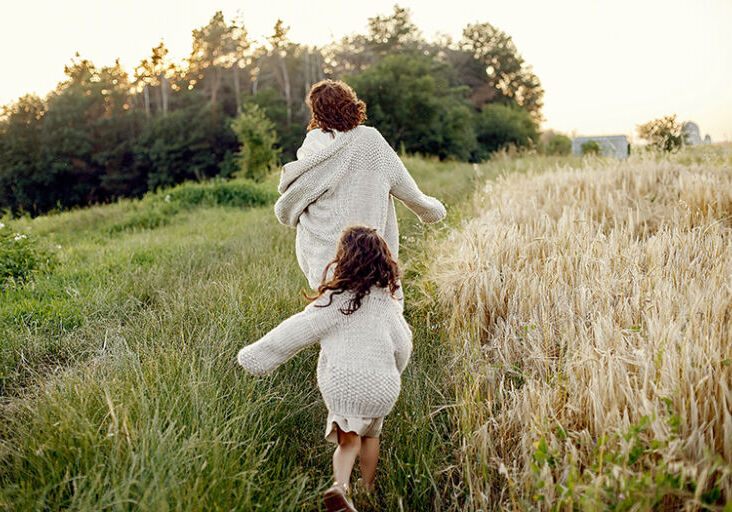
<box><xmin>237</xmin><ymin>347</ymin><xmax>270</xmax><ymax>376</ymax></box>
<box><xmin>420</xmin><ymin>198</ymin><xmax>447</xmax><ymax>224</ymax></box>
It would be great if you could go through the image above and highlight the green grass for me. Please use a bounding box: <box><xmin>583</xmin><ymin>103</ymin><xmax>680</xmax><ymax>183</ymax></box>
<box><xmin>0</xmin><ymin>154</ymin><xmax>503</xmax><ymax>511</ymax></box>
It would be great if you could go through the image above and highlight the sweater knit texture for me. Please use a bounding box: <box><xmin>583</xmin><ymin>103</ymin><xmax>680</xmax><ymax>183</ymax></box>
<box><xmin>296</xmin><ymin>128</ymin><xmax>341</xmax><ymax>159</ymax></box>
<box><xmin>237</xmin><ymin>288</ymin><xmax>413</xmax><ymax>418</ymax></box>
<box><xmin>274</xmin><ymin>125</ymin><xmax>447</xmax><ymax>289</ymax></box>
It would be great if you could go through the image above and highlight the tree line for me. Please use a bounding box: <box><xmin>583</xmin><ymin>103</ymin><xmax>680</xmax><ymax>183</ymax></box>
<box><xmin>0</xmin><ymin>5</ymin><xmax>550</xmax><ymax>215</ymax></box>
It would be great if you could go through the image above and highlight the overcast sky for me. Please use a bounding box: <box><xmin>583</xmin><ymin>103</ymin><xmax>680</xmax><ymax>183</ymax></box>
<box><xmin>2</xmin><ymin>0</ymin><xmax>731</xmax><ymax>140</ymax></box>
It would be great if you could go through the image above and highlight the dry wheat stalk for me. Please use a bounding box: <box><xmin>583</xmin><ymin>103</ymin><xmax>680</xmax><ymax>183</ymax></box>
<box><xmin>430</xmin><ymin>156</ymin><xmax>732</xmax><ymax>510</ymax></box>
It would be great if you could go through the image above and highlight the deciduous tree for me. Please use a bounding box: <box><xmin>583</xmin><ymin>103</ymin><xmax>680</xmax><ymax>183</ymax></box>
<box><xmin>458</xmin><ymin>22</ymin><xmax>544</xmax><ymax>118</ymax></box>
<box><xmin>637</xmin><ymin>115</ymin><xmax>683</xmax><ymax>152</ymax></box>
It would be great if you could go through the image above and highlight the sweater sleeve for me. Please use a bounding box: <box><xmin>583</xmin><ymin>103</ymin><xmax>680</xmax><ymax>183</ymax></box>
<box><xmin>379</xmin><ymin>138</ymin><xmax>447</xmax><ymax>224</ymax></box>
<box><xmin>393</xmin><ymin>314</ymin><xmax>414</xmax><ymax>375</ymax></box>
<box><xmin>237</xmin><ymin>307</ymin><xmax>328</xmax><ymax>376</ymax></box>
<box><xmin>296</xmin><ymin>132</ymin><xmax>314</xmax><ymax>160</ymax></box>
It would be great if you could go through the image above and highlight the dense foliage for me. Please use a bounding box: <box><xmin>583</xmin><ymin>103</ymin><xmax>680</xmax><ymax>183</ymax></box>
<box><xmin>230</xmin><ymin>104</ymin><xmax>281</xmax><ymax>181</ymax></box>
<box><xmin>540</xmin><ymin>131</ymin><xmax>572</xmax><ymax>156</ymax></box>
<box><xmin>0</xmin><ymin>5</ymin><xmax>546</xmax><ymax>215</ymax></box>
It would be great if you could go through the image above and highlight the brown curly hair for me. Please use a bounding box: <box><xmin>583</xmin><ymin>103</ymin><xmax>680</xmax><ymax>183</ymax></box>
<box><xmin>306</xmin><ymin>226</ymin><xmax>401</xmax><ymax>315</ymax></box>
<box><xmin>306</xmin><ymin>79</ymin><xmax>367</xmax><ymax>134</ymax></box>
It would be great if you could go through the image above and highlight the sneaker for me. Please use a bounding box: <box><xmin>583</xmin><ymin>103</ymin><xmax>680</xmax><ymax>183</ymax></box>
<box><xmin>323</xmin><ymin>483</ymin><xmax>358</xmax><ymax>512</ymax></box>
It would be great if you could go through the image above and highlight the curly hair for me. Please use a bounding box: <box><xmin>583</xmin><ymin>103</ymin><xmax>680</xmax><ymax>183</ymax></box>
<box><xmin>306</xmin><ymin>226</ymin><xmax>401</xmax><ymax>315</ymax></box>
<box><xmin>306</xmin><ymin>79</ymin><xmax>367</xmax><ymax>134</ymax></box>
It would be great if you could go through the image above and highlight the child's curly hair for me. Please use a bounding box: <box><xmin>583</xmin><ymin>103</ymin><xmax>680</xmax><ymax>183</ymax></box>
<box><xmin>307</xmin><ymin>226</ymin><xmax>400</xmax><ymax>315</ymax></box>
<box><xmin>306</xmin><ymin>79</ymin><xmax>367</xmax><ymax>134</ymax></box>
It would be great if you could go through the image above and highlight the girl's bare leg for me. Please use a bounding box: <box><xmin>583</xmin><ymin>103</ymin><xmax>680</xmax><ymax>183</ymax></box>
<box><xmin>333</xmin><ymin>428</ymin><xmax>361</xmax><ymax>490</ymax></box>
<box><xmin>358</xmin><ymin>436</ymin><xmax>379</xmax><ymax>492</ymax></box>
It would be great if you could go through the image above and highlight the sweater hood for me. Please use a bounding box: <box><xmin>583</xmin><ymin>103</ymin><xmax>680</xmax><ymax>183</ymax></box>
<box><xmin>278</xmin><ymin>126</ymin><xmax>368</xmax><ymax>194</ymax></box>
<box><xmin>274</xmin><ymin>126</ymin><xmax>376</xmax><ymax>226</ymax></box>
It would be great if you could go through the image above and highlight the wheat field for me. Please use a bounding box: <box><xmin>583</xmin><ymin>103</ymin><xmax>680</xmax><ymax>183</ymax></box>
<box><xmin>428</xmin><ymin>151</ymin><xmax>732</xmax><ymax>510</ymax></box>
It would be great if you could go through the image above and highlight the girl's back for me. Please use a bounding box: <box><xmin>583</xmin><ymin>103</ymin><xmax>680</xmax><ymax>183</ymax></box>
<box><xmin>237</xmin><ymin>224</ymin><xmax>412</xmax><ymax>510</ymax></box>
<box><xmin>315</xmin><ymin>288</ymin><xmax>411</xmax><ymax>417</ymax></box>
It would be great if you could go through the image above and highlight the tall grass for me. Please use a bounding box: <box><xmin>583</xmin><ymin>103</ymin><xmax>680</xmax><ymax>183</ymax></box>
<box><xmin>428</xmin><ymin>152</ymin><xmax>732</xmax><ymax>509</ymax></box>
<box><xmin>8</xmin><ymin>148</ymin><xmax>726</xmax><ymax>510</ymax></box>
<box><xmin>0</xmin><ymin>155</ymin><xmax>492</xmax><ymax>511</ymax></box>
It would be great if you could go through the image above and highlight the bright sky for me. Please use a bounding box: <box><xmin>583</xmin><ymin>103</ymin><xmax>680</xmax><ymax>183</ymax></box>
<box><xmin>2</xmin><ymin>0</ymin><xmax>731</xmax><ymax>141</ymax></box>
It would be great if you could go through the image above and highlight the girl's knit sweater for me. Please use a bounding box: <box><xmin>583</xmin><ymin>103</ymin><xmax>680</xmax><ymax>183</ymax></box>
<box><xmin>237</xmin><ymin>288</ymin><xmax>412</xmax><ymax>418</ymax></box>
<box><xmin>274</xmin><ymin>125</ymin><xmax>446</xmax><ymax>289</ymax></box>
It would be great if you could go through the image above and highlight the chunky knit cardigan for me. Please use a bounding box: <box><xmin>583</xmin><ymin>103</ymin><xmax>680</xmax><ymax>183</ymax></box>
<box><xmin>296</xmin><ymin>127</ymin><xmax>342</xmax><ymax>159</ymax></box>
<box><xmin>237</xmin><ymin>288</ymin><xmax>413</xmax><ymax>418</ymax></box>
<box><xmin>274</xmin><ymin>125</ymin><xmax>447</xmax><ymax>289</ymax></box>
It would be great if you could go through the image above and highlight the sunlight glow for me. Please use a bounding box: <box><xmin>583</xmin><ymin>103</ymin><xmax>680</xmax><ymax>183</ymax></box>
<box><xmin>1</xmin><ymin>0</ymin><xmax>730</xmax><ymax>140</ymax></box>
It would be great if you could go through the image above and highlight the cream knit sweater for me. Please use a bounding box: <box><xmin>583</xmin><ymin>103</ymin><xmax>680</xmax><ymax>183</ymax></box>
<box><xmin>237</xmin><ymin>288</ymin><xmax>413</xmax><ymax>418</ymax></box>
<box><xmin>274</xmin><ymin>125</ymin><xmax>447</xmax><ymax>289</ymax></box>
<box><xmin>296</xmin><ymin>127</ymin><xmax>342</xmax><ymax>159</ymax></box>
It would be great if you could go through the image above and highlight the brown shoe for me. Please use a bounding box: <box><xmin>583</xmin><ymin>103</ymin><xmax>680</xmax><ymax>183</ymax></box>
<box><xmin>323</xmin><ymin>484</ymin><xmax>358</xmax><ymax>512</ymax></box>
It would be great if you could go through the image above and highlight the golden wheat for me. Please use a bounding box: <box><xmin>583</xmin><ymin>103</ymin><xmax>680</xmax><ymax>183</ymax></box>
<box><xmin>429</xmin><ymin>155</ymin><xmax>732</xmax><ymax>510</ymax></box>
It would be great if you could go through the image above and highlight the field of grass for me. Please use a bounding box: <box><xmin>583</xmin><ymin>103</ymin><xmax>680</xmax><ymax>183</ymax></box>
<box><xmin>2</xmin><ymin>147</ymin><xmax>729</xmax><ymax>511</ymax></box>
<box><xmin>0</xmin><ymin>153</ymin><xmax>543</xmax><ymax>511</ymax></box>
<box><xmin>428</xmin><ymin>147</ymin><xmax>732</xmax><ymax>510</ymax></box>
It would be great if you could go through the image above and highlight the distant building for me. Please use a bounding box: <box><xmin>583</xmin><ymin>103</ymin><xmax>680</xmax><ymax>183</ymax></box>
<box><xmin>571</xmin><ymin>135</ymin><xmax>629</xmax><ymax>159</ymax></box>
<box><xmin>704</xmin><ymin>134</ymin><xmax>712</xmax><ymax>144</ymax></box>
<box><xmin>681</xmin><ymin>122</ymin><xmax>702</xmax><ymax>145</ymax></box>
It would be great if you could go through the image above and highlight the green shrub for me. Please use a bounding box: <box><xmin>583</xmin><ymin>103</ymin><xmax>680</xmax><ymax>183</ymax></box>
<box><xmin>542</xmin><ymin>132</ymin><xmax>572</xmax><ymax>155</ymax></box>
<box><xmin>136</xmin><ymin>102</ymin><xmax>239</xmax><ymax>191</ymax></box>
<box><xmin>231</xmin><ymin>104</ymin><xmax>281</xmax><ymax>182</ymax></box>
<box><xmin>160</xmin><ymin>179</ymin><xmax>277</xmax><ymax>208</ymax></box>
<box><xmin>0</xmin><ymin>223</ymin><xmax>56</xmax><ymax>288</ymax></box>
<box><xmin>473</xmin><ymin>103</ymin><xmax>539</xmax><ymax>160</ymax></box>
<box><xmin>106</xmin><ymin>179</ymin><xmax>277</xmax><ymax>234</ymax></box>
<box><xmin>581</xmin><ymin>140</ymin><xmax>601</xmax><ymax>155</ymax></box>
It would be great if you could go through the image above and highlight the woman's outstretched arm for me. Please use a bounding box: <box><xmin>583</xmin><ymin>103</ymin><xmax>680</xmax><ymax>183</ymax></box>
<box><xmin>377</xmin><ymin>134</ymin><xmax>447</xmax><ymax>224</ymax></box>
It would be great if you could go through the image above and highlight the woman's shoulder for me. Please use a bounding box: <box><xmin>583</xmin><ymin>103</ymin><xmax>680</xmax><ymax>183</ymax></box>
<box><xmin>353</xmin><ymin>125</ymin><xmax>380</xmax><ymax>139</ymax></box>
<box><xmin>305</xmin><ymin>127</ymin><xmax>338</xmax><ymax>142</ymax></box>
<box><xmin>352</xmin><ymin>126</ymin><xmax>392</xmax><ymax>154</ymax></box>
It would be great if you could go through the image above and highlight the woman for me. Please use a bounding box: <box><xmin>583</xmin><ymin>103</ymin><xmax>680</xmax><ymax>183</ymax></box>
<box><xmin>274</xmin><ymin>79</ymin><xmax>447</xmax><ymax>291</ymax></box>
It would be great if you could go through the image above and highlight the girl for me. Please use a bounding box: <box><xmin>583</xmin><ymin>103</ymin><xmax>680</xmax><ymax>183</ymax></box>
<box><xmin>274</xmin><ymin>79</ymin><xmax>446</xmax><ymax>291</ymax></box>
<box><xmin>237</xmin><ymin>226</ymin><xmax>412</xmax><ymax>512</ymax></box>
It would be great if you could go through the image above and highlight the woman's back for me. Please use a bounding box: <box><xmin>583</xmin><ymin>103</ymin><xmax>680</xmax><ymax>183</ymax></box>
<box><xmin>276</xmin><ymin>125</ymin><xmax>445</xmax><ymax>289</ymax></box>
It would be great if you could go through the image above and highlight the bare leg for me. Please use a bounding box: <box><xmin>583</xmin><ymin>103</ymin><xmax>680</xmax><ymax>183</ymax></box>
<box><xmin>332</xmin><ymin>428</ymin><xmax>361</xmax><ymax>490</ymax></box>
<box><xmin>358</xmin><ymin>436</ymin><xmax>379</xmax><ymax>492</ymax></box>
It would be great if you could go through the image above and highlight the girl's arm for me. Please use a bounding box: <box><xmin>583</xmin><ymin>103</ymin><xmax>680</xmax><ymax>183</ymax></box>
<box><xmin>237</xmin><ymin>307</ymin><xmax>329</xmax><ymax>376</ymax></box>
<box><xmin>378</xmin><ymin>137</ymin><xmax>447</xmax><ymax>224</ymax></box>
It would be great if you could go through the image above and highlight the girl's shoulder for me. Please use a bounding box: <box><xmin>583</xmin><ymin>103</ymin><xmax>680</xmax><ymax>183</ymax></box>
<box><xmin>305</xmin><ymin>287</ymin><xmax>403</xmax><ymax>317</ymax></box>
<box><xmin>365</xmin><ymin>287</ymin><xmax>404</xmax><ymax>311</ymax></box>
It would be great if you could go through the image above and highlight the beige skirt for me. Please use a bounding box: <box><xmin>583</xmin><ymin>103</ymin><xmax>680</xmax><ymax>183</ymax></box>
<box><xmin>325</xmin><ymin>411</ymin><xmax>385</xmax><ymax>444</ymax></box>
